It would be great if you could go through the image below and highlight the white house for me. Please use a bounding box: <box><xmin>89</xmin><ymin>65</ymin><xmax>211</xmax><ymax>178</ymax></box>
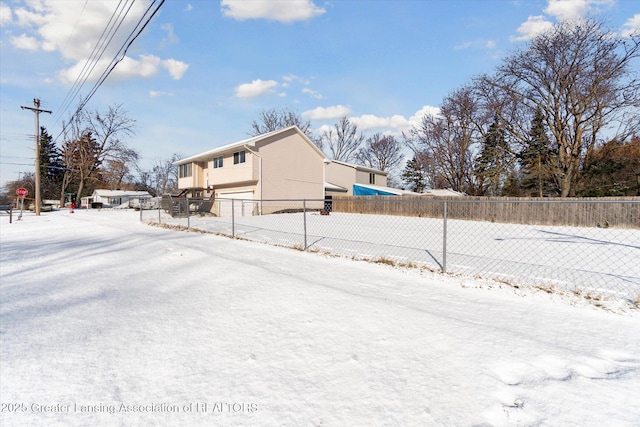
<box><xmin>84</xmin><ymin>190</ymin><xmax>152</xmax><ymax>208</ymax></box>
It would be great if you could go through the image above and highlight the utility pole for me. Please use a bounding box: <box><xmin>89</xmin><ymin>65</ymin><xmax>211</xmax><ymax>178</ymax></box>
<box><xmin>21</xmin><ymin>99</ymin><xmax>52</xmax><ymax>216</ymax></box>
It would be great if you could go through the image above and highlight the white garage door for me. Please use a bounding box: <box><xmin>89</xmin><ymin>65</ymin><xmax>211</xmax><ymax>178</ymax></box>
<box><xmin>217</xmin><ymin>191</ymin><xmax>254</xmax><ymax>217</ymax></box>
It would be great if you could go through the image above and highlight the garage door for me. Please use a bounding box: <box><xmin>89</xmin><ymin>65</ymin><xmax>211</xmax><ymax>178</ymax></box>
<box><xmin>217</xmin><ymin>191</ymin><xmax>254</xmax><ymax>217</ymax></box>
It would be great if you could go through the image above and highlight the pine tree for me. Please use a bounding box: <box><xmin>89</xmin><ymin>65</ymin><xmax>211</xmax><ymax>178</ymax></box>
<box><xmin>38</xmin><ymin>127</ymin><xmax>64</xmax><ymax>200</ymax></box>
<box><xmin>519</xmin><ymin>109</ymin><xmax>555</xmax><ymax>197</ymax></box>
<box><xmin>473</xmin><ymin>116</ymin><xmax>513</xmax><ymax>195</ymax></box>
<box><xmin>401</xmin><ymin>156</ymin><xmax>428</xmax><ymax>193</ymax></box>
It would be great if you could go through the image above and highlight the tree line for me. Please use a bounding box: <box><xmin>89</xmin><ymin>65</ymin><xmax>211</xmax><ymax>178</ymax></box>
<box><xmin>250</xmin><ymin>19</ymin><xmax>640</xmax><ymax>197</ymax></box>
<box><xmin>2</xmin><ymin>19</ymin><xmax>638</xmax><ymax>204</ymax></box>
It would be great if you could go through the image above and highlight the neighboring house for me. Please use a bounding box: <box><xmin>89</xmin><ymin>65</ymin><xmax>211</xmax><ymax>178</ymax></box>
<box><xmin>174</xmin><ymin>126</ymin><xmax>403</xmax><ymax>214</ymax></box>
<box><xmin>175</xmin><ymin>126</ymin><xmax>327</xmax><ymax>203</ymax></box>
<box><xmin>84</xmin><ymin>190</ymin><xmax>152</xmax><ymax>208</ymax></box>
<box><xmin>324</xmin><ymin>160</ymin><xmax>389</xmax><ymax>197</ymax></box>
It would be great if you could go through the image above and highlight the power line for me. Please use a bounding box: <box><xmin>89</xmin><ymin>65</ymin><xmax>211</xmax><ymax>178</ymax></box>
<box><xmin>50</xmin><ymin>0</ymin><xmax>165</xmax><ymax>144</ymax></box>
<box><xmin>46</xmin><ymin>0</ymin><xmax>135</xmax><ymax>130</ymax></box>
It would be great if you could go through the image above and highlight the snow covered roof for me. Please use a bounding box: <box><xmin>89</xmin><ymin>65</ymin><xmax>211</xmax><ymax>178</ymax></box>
<box><xmin>174</xmin><ymin>126</ymin><xmax>326</xmax><ymax>165</ymax></box>
<box><xmin>421</xmin><ymin>189</ymin><xmax>466</xmax><ymax>197</ymax></box>
<box><xmin>330</xmin><ymin>160</ymin><xmax>388</xmax><ymax>176</ymax></box>
<box><xmin>325</xmin><ymin>182</ymin><xmax>348</xmax><ymax>192</ymax></box>
<box><xmin>92</xmin><ymin>190</ymin><xmax>152</xmax><ymax>198</ymax></box>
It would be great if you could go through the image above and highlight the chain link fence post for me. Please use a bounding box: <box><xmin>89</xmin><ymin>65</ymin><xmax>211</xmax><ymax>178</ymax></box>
<box><xmin>303</xmin><ymin>199</ymin><xmax>307</xmax><ymax>250</ymax></box>
<box><xmin>231</xmin><ymin>199</ymin><xmax>235</xmax><ymax>237</ymax></box>
<box><xmin>442</xmin><ymin>200</ymin><xmax>447</xmax><ymax>273</ymax></box>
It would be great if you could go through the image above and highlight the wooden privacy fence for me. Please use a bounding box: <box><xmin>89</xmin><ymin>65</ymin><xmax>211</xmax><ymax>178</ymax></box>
<box><xmin>331</xmin><ymin>196</ymin><xmax>640</xmax><ymax>229</ymax></box>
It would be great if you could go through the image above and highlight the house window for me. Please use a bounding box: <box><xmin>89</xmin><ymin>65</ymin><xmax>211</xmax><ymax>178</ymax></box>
<box><xmin>179</xmin><ymin>163</ymin><xmax>192</xmax><ymax>178</ymax></box>
<box><xmin>369</xmin><ymin>173</ymin><xmax>376</xmax><ymax>184</ymax></box>
<box><xmin>213</xmin><ymin>156</ymin><xmax>223</xmax><ymax>168</ymax></box>
<box><xmin>233</xmin><ymin>150</ymin><xmax>246</xmax><ymax>164</ymax></box>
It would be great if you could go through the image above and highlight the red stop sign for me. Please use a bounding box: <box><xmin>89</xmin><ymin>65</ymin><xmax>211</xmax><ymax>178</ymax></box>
<box><xmin>16</xmin><ymin>187</ymin><xmax>28</xmax><ymax>198</ymax></box>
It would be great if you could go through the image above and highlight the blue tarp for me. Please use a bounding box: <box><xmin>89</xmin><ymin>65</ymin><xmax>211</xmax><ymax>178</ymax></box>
<box><xmin>353</xmin><ymin>184</ymin><xmax>398</xmax><ymax>196</ymax></box>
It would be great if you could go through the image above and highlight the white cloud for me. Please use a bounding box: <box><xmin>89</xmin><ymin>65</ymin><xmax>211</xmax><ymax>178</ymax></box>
<box><xmin>453</xmin><ymin>41</ymin><xmax>472</xmax><ymax>51</ymax></box>
<box><xmin>349</xmin><ymin>106</ymin><xmax>440</xmax><ymax>132</ymax></box>
<box><xmin>303</xmin><ymin>105</ymin><xmax>440</xmax><ymax>135</ymax></box>
<box><xmin>59</xmin><ymin>54</ymin><xmax>167</xmax><ymax>84</ymax></box>
<box><xmin>221</xmin><ymin>0</ymin><xmax>325</xmax><ymax>23</ymax></box>
<box><xmin>350</xmin><ymin>114</ymin><xmax>409</xmax><ymax>130</ymax></box>
<box><xmin>485</xmin><ymin>40</ymin><xmax>497</xmax><ymax>49</ymax></box>
<box><xmin>150</xmin><ymin>90</ymin><xmax>174</xmax><ymax>97</ymax></box>
<box><xmin>185</xmin><ymin>4</ymin><xmax>193</xmax><ymax>12</ymax></box>
<box><xmin>8</xmin><ymin>1</ymin><xmax>188</xmax><ymax>83</ymax></box>
<box><xmin>0</xmin><ymin>2</ymin><xmax>12</xmax><ymax>25</ymax></box>
<box><xmin>511</xmin><ymin>15</ymin><xmax>554</xmax><ymax>41</ymax></box>
<box><xmin>544</xmin><ymin>0</ymin><xmax>614</xmax><ymax>22</ymax></box>
<box><xmin>621</xmin><ymin>14</ymin><xmax>640</xmax><ymax>38</ymax></box>
<box><xmin>235</xmin><ymin>79</ymin><xmax>279</xmax><ymax>99</ymax></box>
<box><xmin>162</xmin><ymin>59</ymin><xmax>189</xmax><ymax>80</ymax></box>
<box><xmin>302</xmin><ymin>88</ymin><xmax>324</xmax><ymax>99</ymax></box>
<box><xmin>282</xmin><ymin>74</ymin><xmax>310</xmax><ymax>86</ymax></box>
<box><xmin>511</xmin><ymin>1</ymin><xmax>617</xmax><ymax>41</ymax></box>
<box><xmin>160</xmin><ymin>23</ymin><xmax>178</xmax><ymax>46</ymax></box>
<box><xmin>10</xmin><ymin>33</ymin><xmax>39</xmax><ymax>50</ymax></box>
<box><xmin>302</xmin><ymin>105</ymin><xmax>351</xmax><ymax>120</ymax></box>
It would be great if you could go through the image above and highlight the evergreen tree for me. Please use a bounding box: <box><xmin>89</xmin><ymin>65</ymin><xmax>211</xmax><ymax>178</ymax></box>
<box><xmin>401</xmin><ymin>156</ymin><xmax>428</xmax><ymax>193</ymax></box>
<box><xmin>38</xmin><ymin>127</ymin><xmax>64</xmax><ymax>200</ymax></box>
<box><xmin>473</xmin><ymin>116</ymin><xmax>513</xmax><ymax>195</ymax></box>
<box><xmin>519</xmin><ymin>109</ymin><xmax>556</xmax><ymax>197</ymax></box>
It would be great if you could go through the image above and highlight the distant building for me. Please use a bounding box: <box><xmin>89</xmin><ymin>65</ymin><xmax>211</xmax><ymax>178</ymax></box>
<box><xmin>84</xmin><ymin>190</ymin><xmax>152</xmax><ymax>208</ymax></box>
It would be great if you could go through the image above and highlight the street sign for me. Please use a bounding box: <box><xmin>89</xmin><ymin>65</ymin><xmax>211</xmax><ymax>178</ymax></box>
<box><xmin>16</xmin><ymin>187</ymin><xmax>28</xmax><ymax>198</ymax></box>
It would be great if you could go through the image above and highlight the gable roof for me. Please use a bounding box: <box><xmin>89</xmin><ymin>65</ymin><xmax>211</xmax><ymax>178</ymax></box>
<box><xmin>330</xmin><ymin>159</ymin><xmax>388</xmax><ymax>176</ymax></box>
<box><xmin>175</xmin><ymin>126</ymin><xmax>326</xmax><ymax>165</ymax></box>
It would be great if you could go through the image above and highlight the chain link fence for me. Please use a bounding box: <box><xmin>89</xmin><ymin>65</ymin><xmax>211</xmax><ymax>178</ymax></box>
<box><xmin>140</xmin><ymin>197</ymin><xmax>640</xmax><ymax>306</ymax></box>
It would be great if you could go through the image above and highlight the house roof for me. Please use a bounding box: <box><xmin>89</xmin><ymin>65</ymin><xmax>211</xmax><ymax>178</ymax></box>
<box><xmin>92</xmin><ymin>190</ymin><xmax>152</xmax><ymax>198</ymax></box>
<box><xmin>329</xmin><ymin>160</ymin><xmax>388</xmax><ymax>176</ymax></box>
<box><xmin>325</xmin><ymin>182</ymin><xmax>348</xmax><ymax>192</ymax></box>
<box><xmin>174</xmin><ymin>126</ymin><xmax>326</xmax><ymax>165</ymax></box>
<box><xmin>353</xmin><ymin>183</ymin><xmax>419</xmax><ymax>196</ymax></box>
<box><xmin>422</xmin><ymin>189</ymin><xmax>466</xmax><ymax>197</ymax></box>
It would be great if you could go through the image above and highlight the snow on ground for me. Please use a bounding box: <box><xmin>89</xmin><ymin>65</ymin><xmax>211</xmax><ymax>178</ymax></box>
<box><xmin>157</xmin><ymin>209</ymin><xmax>640</xmax><ymax>304</ymax></box>
<box><xmin>1</xmin><ymin>209</ymin><xmax>639</xmax><ymax>426</ymax></box>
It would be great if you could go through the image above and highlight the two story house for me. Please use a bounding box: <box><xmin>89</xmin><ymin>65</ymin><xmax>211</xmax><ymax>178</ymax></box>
<box><xmin>174</xmin><ymin>126</ymin><xmax>391</xmax><ymax>213</ymax></box>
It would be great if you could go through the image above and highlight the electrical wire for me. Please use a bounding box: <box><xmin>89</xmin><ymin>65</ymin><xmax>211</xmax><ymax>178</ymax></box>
<box><xmin>49</xmin><ymin>0</ymin><xmax>165</xmax><ymax>144</ymax></box>
<box><xmin>46</xmin><ymin>0</ymin><xmax>135</xmax><ymax>130</ymax></box>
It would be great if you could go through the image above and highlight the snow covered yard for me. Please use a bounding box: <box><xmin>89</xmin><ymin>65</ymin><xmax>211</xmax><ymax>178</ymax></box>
<box><xmin>1</xmin><ymin>209</ymin><xmax>639</xmax><ymax>426</ymax></box>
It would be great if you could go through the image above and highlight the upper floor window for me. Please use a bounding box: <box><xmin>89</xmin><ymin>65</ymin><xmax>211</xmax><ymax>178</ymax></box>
<box><xmin>233</xmin><ymin>150</ymin><xmax>246</xmax><ymax>164</ymax></box>
<box><xmin>179</xmin><ymin>163</ymin><xmax>192</xmax><ymax>178</ymax></box>
<box><xmin>213</xmin><ymin>156</ymin><xmax>223</xmax><ymax>168</ymax></box>
<box><xmin>369</xmin><ymin>173</ymin><xmax>376</xmax><ymax>184</ymax></box>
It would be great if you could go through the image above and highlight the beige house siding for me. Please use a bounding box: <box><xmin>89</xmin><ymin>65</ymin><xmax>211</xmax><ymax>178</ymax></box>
<box><xmin>326</xmin><ymin>161</ymin><xmax>388</xmax><ymax>196</ymax></box>
<box><xmin>174</xmin><ymin>127</ymin><xmax>390</xmax><ymax>212</ymax></box>
<box><xmin>208</xmin><ymin>151</ymin><xmax>257</xmax><ymax>188</ymax></box>
<box><xmin>256</xmin><ymin>128</ymin><xmax>325</xmax><ymax>200</ymax></box>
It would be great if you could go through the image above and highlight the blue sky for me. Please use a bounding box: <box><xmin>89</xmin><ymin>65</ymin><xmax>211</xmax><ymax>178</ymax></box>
<box><xmin>1</xmin><ymin>0</ymin><xmax>638</xmax><ymax>187</ymax></box>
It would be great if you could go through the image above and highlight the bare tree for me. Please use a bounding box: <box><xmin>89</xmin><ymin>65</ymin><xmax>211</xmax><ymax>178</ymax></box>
<box><xmin>479</xmin><ymin>19</ymin><xmax>640</xmax><ymax>197</ymax></box>
<box><xmin>354</xmin><ymin>133</ymin><xmax>404</xmax><ymax>173</ymax></box>
<box><xmin>249</xmin><ymin>107</ymin><xmax>313</xmax><ymax>138</ymax></box>
<box><xmin>153</xmin><ymin>153</ymin><xmax>181</xmax><ymax>195</ymax></box>
<box><xmin>318</xmin><ymin>116</ymin><xmax>365</xmax><ymax>162</ymax></box>
<box><xmin>101</xmin><ymin>147</ymin><xmax>139</xmax><ymax>190</ymax></box>
<box><xmin>407</xmin><ymin>86</ymin><xmax>486</xmax><ymax>193</ymax></box>
<box><xmin>60</xmin><ymin>104</ymin><xmax>136</xmax><ymax>205</ymax></box>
